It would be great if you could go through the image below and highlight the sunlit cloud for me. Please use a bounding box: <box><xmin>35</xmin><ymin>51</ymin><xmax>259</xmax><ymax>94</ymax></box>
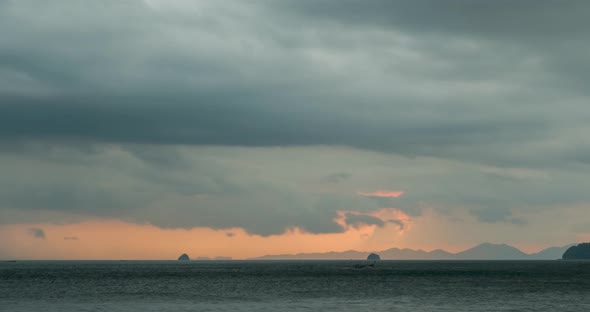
<box><xmin>369</xmin><ymin>208</ymin><xmax>412</xmax><ymax>233</ymax></box>
<box><xmin>334</xmin><ymin>208</ymin><xmax>411</xmax><ymax>233</ymax></box>
<box><xmin>357</xmin><ymin>191</ymin><xmax>404</xmax><ymax>198</ymax></box>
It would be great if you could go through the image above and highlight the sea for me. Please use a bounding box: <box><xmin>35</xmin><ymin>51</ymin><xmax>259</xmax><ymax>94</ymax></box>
<box><xmin>1</xmin><ymin>260</ymin><xmax>589</xmax><ymax>311</ymax></box>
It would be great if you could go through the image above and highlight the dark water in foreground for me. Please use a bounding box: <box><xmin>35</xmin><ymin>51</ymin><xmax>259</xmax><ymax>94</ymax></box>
<box><xmin>1</xmin><ymin>260</ymin><xmax>589</xmax><ymax>311</ymax></box>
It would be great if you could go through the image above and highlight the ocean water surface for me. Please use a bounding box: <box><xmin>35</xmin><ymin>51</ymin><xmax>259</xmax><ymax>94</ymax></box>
<box><xmin>1</xmin><ymin>260</ymin><xmax>589</xmax><ymax>311</ymax></box>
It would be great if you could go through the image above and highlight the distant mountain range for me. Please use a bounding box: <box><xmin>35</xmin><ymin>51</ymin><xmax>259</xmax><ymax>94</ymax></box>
<box><xmin>251</xmin><ymin>243</ymin><xmax>576</xmax><ymax>260</ymax></box>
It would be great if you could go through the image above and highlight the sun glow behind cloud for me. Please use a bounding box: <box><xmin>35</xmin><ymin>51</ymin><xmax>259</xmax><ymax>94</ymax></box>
<box><xmin>335</xmin><ymin>208</ymin><xmax>411</xmax><ymax>232</ymax></box>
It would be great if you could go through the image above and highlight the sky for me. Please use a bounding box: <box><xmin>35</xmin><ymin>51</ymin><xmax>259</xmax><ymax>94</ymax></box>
<box><xmin>1</xmin><ymin>0</ymin><xmax>590</xmax><ymax>260</ymax></box>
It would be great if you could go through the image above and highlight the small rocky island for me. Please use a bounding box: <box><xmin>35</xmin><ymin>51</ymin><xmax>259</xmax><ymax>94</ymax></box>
<box><xmin>367</xmin><ymin>253</ymin><xmax>381</xmax><ymax>261</ymax></box>
<box><xmin>562</xmin><ymin>243</ymin><xmax>590</xmax><ymax>260</ymax></box>
<box><xmin>178</xmin><ymin>253</ymin><xmax>190</xmax><ymax>261</ymax></box>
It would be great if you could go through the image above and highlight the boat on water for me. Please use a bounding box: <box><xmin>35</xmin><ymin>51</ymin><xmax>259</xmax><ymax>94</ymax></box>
<box><xmin>353</xmin><ymin>261</ymin><xmax>376</xmax><ymax>269</ymax></box>
<box><xmin>353</xmin><ymin>253</ymin><xmax>380</xmax><ymax>268</ymax></box>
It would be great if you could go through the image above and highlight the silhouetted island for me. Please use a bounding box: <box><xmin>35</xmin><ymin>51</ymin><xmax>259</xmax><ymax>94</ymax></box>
<box><xmin>367</xmin><ymin>253</ymin><xmax>381</xmax><ymax>261</ymax></box>
<box><xmin>562</xmin><ymin>243</ymin><xmax>590</xmax><ymax>260</ymax></box>
<box><xmin>178</xmin><ymin>253</ymin><xmax>190</xmax><ymax>261</ymax></box>
<box><xmin>251</xmin><ymin>243</ymin><xmax>576</xmax><ymax>260</ymax></box>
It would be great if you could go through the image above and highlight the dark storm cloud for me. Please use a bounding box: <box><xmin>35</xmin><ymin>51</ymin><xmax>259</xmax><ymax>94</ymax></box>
<box><xmin>28</xmin><ymin>228</ymin><xmax>45</xmax><ymax>239</ymax></box>
<box><xmin>1</xmin><ymin>0</ymin><xmax>590</xmax><ymax>235</ymax></box>
<box><xmin>0</xmin><ymin>94</ymin><xmax>548</xmax><ymax>164</ymax></box>
<box><xmin>1</xmin><ymin>0</ymin><xmax>586</xmax><ymax>169</ymax></box>
<box><xmin>277</xmin><ymin>0</ymin><xmax>590</xmax><ymax>40</ymax></box>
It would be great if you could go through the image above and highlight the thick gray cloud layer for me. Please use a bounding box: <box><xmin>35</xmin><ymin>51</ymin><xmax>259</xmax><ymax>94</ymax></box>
<box><xmin>1</xmin><ymin>0</ymin><xmax>588</xmax><ymax>165</ymax></box>
<box><xmin>1</xmin><ymin>1</ymin><xmax>590</xmax><ymax>236</ymax></box>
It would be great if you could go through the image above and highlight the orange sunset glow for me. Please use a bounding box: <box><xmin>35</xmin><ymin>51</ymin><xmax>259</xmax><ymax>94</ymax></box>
<box><xmin>0</xmin><ymin>215</ymin><xmax>410</xmax><ymax>260</ymax></box>
<box><xmin>3</xmin><ymin>205</ymin><xmax>581</xmax><ymax>260</ymax></box>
